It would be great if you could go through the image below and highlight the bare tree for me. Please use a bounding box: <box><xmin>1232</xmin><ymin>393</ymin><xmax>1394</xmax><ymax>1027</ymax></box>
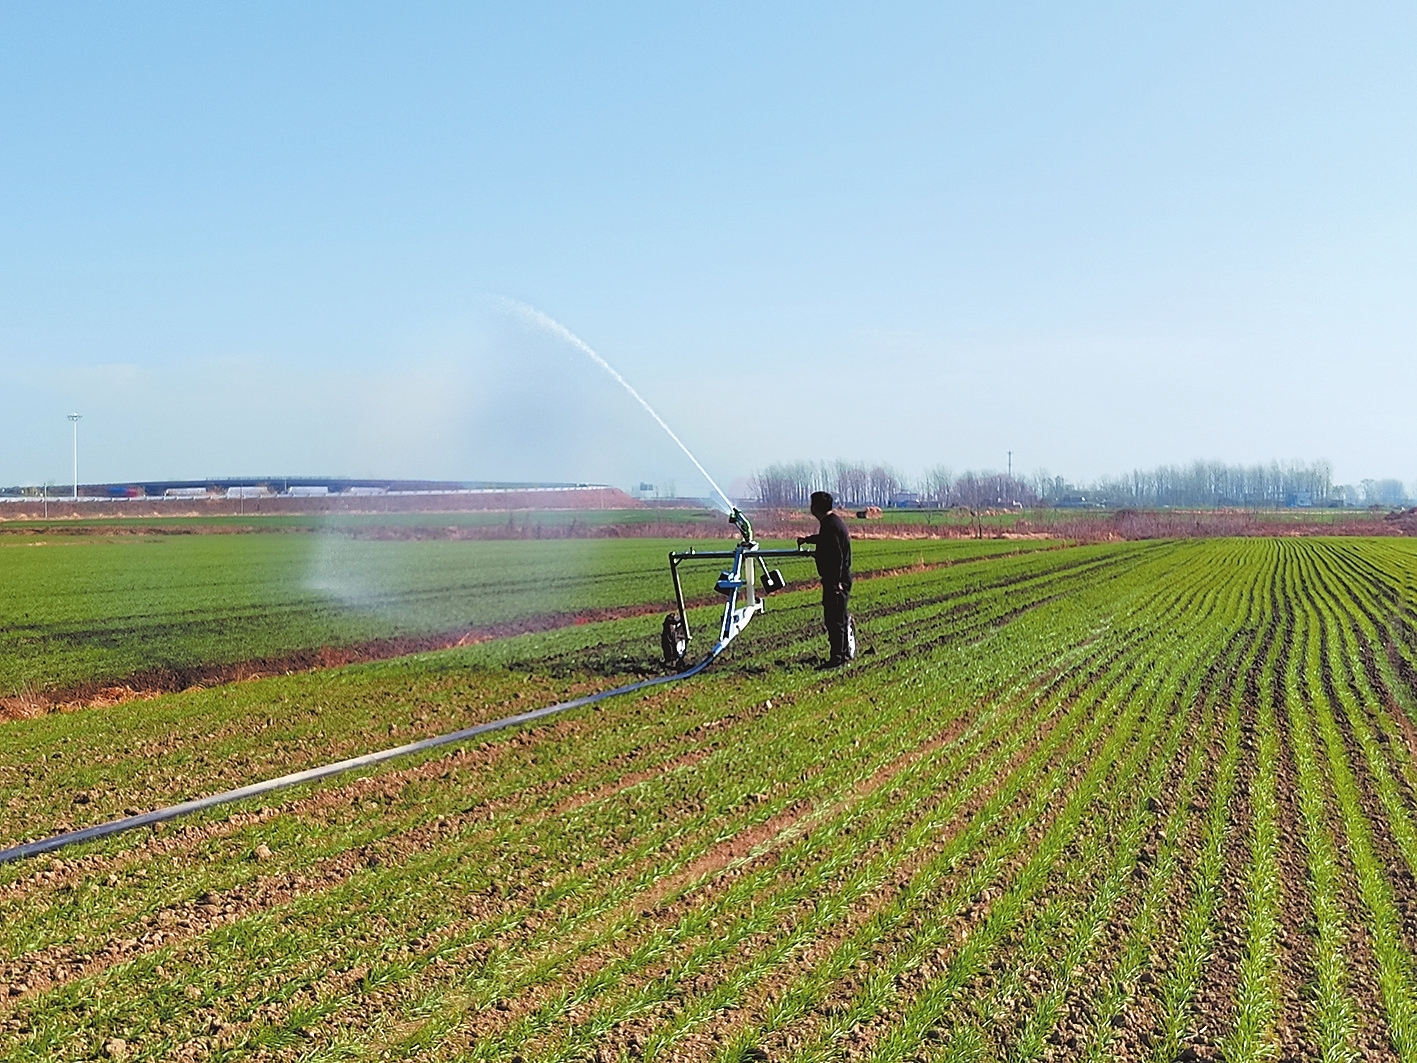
<box><xmin>920</xmin><ymin>465</ymin><xmax>953</xmax><ymax>507</ymax></box>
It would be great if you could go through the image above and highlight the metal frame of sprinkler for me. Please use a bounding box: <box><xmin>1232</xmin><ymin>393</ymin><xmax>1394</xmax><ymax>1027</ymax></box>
<box><xmin>661</xmin><ymin>507</ymin><xmax>813</xmax><ymax>667</ymax></box>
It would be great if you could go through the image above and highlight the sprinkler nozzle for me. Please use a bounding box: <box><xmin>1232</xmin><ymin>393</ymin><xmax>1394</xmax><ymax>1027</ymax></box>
<box><xmin>729</xmin><ymin>507</ymin><xmax>753</xmax><ymax>542</ymax></box>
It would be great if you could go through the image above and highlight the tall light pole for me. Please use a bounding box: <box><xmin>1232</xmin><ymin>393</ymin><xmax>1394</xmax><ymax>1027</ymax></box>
<box><xmin>68</xmin><ymin>413</ymin><xmax>81</xmax><ymax>500</ymax></box>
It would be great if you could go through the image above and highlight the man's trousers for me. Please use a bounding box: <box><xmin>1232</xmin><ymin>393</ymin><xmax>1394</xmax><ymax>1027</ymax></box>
<box><xmin>822</xmin><ymin>586</ymin><xmax>852</xmax><ymax>662</ymax></box>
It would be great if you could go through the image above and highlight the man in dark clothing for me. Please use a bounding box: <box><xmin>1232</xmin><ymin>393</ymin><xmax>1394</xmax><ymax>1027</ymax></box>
<box><xmin>797</xmin><ymin>491</ymin><xmax>854</xmax><ymax>666</ymax></box>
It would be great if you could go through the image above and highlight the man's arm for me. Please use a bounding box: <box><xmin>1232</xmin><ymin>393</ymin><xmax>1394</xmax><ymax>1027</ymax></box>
<box><xmin>797</xmin><ymin>532</ymin><xmax>822</xmax><ymax>546</ymax></box>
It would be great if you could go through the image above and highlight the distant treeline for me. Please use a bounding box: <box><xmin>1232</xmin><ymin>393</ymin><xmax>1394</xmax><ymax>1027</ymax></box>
<box><xmin>751</xmin><ymin>459</ymin><xmax>1413</xmax><ymax>509</ymax></box>
<box><xmin>750</xmin><ymin>462</ymin><xmax>1037</xmax><ymax>509</ymax></box>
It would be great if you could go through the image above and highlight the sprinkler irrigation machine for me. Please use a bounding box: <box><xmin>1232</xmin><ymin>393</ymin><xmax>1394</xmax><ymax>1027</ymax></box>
<box><xmin>660</xmin><ymin>507</ymin><xmax>814</xmax><ymax>668</ymax></box>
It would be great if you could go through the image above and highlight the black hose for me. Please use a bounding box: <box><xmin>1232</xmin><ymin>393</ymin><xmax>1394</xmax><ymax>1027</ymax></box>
<box><xmin>0</xmin><ymin>653</ymin><xmax>718</xmax><ymax>867</ymax></box>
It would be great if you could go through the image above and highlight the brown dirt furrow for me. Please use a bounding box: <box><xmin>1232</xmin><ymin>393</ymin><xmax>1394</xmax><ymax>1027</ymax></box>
<box><xmin>1353</xmin><ymin>627</ymin><xmax>1417</xmax><ymax>775</ymax></box>
<box><xmin>1270</xmin><ymin>690</ymin><xmax>1317</xmax><ymax>1060</ymax></box>
<box><xmin>1179</xmin><ymin>604</ymin><xmax>1273</xmax><ymax>1062</ymax></box>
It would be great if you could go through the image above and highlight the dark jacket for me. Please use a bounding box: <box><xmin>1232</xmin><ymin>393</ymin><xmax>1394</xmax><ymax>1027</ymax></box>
<box><xmin>803</xmin><ymin>511</ymin><xmax>852</xmax><ymax>591</ymax></box>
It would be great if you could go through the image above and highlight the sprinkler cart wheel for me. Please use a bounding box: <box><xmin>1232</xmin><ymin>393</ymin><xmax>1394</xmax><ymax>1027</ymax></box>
<box><xmin>846</xmin><ymin>615</ymin><xmax>857</xmax><ymax>661</ymax></box>
<box><xmin>661</xmin><ymin>613</ymin><xmax>689</xmax><ymax>668</ymax></box>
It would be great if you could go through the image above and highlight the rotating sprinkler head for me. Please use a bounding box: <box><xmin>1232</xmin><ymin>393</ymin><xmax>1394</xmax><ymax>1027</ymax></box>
<box><xmin>729</xmin><ymin>507</ymin><xmax>753</xmax><ymax>542</ymax></box>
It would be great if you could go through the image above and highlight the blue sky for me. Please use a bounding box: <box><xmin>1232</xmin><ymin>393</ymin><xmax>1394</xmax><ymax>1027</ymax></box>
<box><xmin>1</xmin><ymin>3</ymin><xmax>1413</xmax><ymax>493</ymax></box>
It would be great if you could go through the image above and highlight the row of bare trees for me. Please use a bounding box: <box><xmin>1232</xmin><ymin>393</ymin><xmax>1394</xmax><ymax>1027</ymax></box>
<box><xmin>749</xmin><ymin>461</ymin><xmax>1038</xmax><ymax>509</ymax></box>
<box><xmin>750</xmin><ymin>458</ymin><xmax>1405</xmax><ymax>510</ymax></box>
<box><xmin>749</xmin><ymin>462</ymin><xmax>905</xmax><ymax>509</ymax></box>
<box><xmin>1086</xmin><ymin>460</ymin><xmax>1336</xmax><ymax>508</ymax></box>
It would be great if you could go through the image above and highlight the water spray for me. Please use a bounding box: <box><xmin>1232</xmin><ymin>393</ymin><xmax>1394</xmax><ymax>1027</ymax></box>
<box><xmin>494</xmin><ymin>297</ymin><xmax>735</xmax><ymax>513</ymax></box>
<box><xmin>492</xmin><ymin>298</ymin><xmax>815</xmax><ymax>666</ymax></box>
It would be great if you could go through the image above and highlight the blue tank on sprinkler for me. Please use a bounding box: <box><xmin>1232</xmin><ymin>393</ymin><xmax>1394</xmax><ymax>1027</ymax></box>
<box><xmin>660</xmin><ymin>507</ymin><xmax>815</xmax><ymax>668</ymax></box>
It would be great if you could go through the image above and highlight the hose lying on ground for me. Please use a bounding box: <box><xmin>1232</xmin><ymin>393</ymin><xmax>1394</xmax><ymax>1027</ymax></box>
<box><xmin>0</xmin><ymin>654</ymin><xmax>717</xmax><ymax>866</ymax></box>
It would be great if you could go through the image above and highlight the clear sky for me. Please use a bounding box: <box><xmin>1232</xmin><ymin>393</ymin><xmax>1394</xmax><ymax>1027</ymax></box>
<box><xmin>2</xmin><ymin>3</ymin><xmax>1413</xmax><ymax>494</ymax></box>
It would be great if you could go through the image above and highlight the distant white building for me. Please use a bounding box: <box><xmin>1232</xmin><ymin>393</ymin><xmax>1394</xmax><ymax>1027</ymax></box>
<box><xmin>225</xmin><ymin>486</ymin><xmax>273</xmax><ymax>499</ymax></box>
<box><xmin>286</xmin><ymin>485</ymin><xmax>331</xmax><ymax>497</ymax></box>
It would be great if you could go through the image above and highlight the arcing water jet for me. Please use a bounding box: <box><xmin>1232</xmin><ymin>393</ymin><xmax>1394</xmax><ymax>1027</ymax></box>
<box><xmin>494</xmin><ymin>296</ymin><xmax>735</xmax><ymax>513</ymax></box>
<box><xmin>492</xmin><ymin>297</ymin><xmax>820</xmax><ymax>666</ymax></box>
